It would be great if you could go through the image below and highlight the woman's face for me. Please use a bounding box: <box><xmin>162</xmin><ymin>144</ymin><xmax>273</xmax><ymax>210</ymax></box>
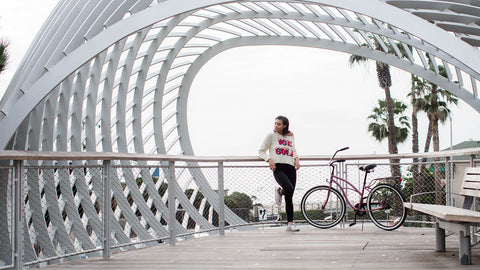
<box><xmin>274</xmin><ymin>119</ymin><xmax>285</xmax><ymax>134</ymax></box>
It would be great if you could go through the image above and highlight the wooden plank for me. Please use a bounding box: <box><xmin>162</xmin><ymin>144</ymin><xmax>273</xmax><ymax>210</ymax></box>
<box><xmin>460</xmin><ymin>167</ymin><xmax>480</xmax><ymax>196</ymax></box>
<box><xmin>405</xmin><ymin>203</ymin><xmax>480</xmax><ymax>223</ymax></box>
<box><xmin>462</xmin><ymin>181</ymin><xmax>480</xmax><ymax>191</ymax></box>
<box><xmin>465</xmin><ymin>167</ymin><xmax>480</xmax><ymax>178</ymax></box>
<box><xmin>465</xmin><ymin>174</ymin><xmax>480</xmax><ymax>181</ymax></box>
<box><xmin>39</xmin><ymin>226</ymin><xmax>480</xmax><ymax>269</ymax></box>
<box><xmin>462</xmin><ymin>189</ymin><xmax>480</xmax><ymax>198</ymax></box>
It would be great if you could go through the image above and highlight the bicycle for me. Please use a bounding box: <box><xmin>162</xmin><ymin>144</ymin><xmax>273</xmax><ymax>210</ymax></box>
<box><xmin>300</xmin><ymin>147</ymin><xmax>407</xmax><ymax>231</ymax></box>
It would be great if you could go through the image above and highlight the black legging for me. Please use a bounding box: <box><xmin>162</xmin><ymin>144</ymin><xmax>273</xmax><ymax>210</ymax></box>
<box><xmin>273</xmin><ymin>163</ymin><xmax>297</xmax><ymax>222</ymax></box>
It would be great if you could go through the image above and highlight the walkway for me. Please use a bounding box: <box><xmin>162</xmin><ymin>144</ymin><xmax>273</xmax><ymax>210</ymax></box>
<box><xmin>44</xmin><ymin>224</ymin><xmax>480</xmax><ymax>269</ymax></box>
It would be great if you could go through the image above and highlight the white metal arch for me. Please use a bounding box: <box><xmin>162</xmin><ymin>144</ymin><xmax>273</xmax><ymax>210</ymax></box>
<box><xmin>2</xmin><ymin>0</ymin><xmax>480</xmax><ymax>265</ymax></box>
<box><xmin>175</xmin><ymin>36</ymin><xmax>480</xmax><ymax>156</ymax></box>
<box><xmin>1</xmin><ymin>0</ymin><xmax>479</xmax><ymax>153</ymax></box>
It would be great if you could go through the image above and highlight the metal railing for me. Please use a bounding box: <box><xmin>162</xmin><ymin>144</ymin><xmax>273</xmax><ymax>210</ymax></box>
<box><xmin>0</xmin><ymin>148</ymin><xmax>478</xmax><ymax>269</ymax></box>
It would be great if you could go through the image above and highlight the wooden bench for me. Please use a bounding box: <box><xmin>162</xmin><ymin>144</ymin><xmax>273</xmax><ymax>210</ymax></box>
<box><xmin>404</xmin><ymin>167</ymin><xmax>480</xmax><ymax>265</ymax></box>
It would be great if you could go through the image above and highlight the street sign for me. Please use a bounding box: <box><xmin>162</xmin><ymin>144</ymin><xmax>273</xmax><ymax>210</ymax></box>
<box><xmin>258</xmin><ymin>207</ymin><xmax>267</xmax><ymax>221</ymax></box>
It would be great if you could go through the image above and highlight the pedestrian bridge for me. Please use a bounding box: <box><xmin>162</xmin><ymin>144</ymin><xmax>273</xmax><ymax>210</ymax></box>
<box><xmin>1</xmin><ymin>0</ymin><xmax>480</xmax><ymax>269</ymax></box>
<box><xmin>1</xmin><ymin>149</ymin><xmax>479</xmax><ymax>269</ymax></box>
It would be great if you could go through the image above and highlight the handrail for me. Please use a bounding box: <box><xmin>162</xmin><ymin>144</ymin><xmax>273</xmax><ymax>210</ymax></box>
<box><xmin>406</xmin><ymin>192</ymin><xmax>437</xmax><ymax>209</ymax></box>
<box><xmin>1</xmin><ymin>147</ymin><xmax>478</xmax><ymax>268</ymax></box>
<box><xmin>0</xmin><ymin>147</ymin><xmax>478</xmax><ymax>162</ymax></box>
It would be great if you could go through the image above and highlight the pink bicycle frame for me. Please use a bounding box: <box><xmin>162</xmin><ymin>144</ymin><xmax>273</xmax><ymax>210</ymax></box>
<box><xmin>323</xmin><ymin>164</ymin><xmax>399</xmax><ymax>212</ymax></box>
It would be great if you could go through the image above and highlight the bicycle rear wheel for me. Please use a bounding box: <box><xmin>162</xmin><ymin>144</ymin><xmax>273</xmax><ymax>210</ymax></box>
<box><xmin>301</xmin><ymin>186</ymin><xmax>346</xmax><ymax>229</ymax></box>
<box><xmin>367</xmin><ymin>184</ymin><xmax>406</xmax><ymax>231</ymax></box>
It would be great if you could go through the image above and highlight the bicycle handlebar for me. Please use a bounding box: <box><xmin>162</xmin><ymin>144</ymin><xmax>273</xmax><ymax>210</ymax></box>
<box><xmin>328</xmin><ymin>147</ymin><xmax>349</xmax><ymax>166</ymax></box>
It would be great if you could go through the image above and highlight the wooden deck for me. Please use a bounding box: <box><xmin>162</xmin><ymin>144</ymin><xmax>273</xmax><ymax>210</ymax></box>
<box><xmin>43</xmin><ymin>224</ymin><xmax>480</xmax><ymax>269</ymax></box>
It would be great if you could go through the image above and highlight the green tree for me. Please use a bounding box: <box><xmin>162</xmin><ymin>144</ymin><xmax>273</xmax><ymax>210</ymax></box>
<box><xmin>367</xmin><ymin>98</ymin><xmax>410</xmax><ymax>144</ymax></box>
<box><xmin>401</xmin><ymin>166</ymin><xmax>439</xmax><ymax>209</ymax></box>
<box><xmin>225</xmin><ymin>191</ymin><xmax>253</xmax><ymax>222</ymax></box>
<box><xmin>225</xmin><ymin>192</ymin><xmax>253</xmax><ymax>209</ymax></box>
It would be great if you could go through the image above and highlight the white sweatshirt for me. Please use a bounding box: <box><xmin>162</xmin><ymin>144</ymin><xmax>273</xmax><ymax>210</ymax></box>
<box><xmin>258</xmin><ymin>132</ymin><xmax>298</xmax><ymax>167</ymax></box>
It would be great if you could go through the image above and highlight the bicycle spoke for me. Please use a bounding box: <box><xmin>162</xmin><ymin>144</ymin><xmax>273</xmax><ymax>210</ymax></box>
<box><xmin>301</xmin><ymin>186</ymin><xmax>345</xmax><ymax>229</ymax></box>
<box><xmin>367</xmin><ymin>184</ymin><xmax>406</xmax><ymax>231</ymax></box>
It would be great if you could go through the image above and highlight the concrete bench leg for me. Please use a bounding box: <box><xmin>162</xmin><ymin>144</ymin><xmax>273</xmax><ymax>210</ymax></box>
<box><xmin>435</xmin><ymin>223</ymin><xmax>446</xmax><ymax>252</ymax></box>
<box><xmin>459</xmin><ymin>231</ymin><xmax>471</xmax><ymax>265</ymax></box>
<box><xmin>437</xmin><ymin>221</ymin><xmax>473</xmax><ymax>265</ymax></box>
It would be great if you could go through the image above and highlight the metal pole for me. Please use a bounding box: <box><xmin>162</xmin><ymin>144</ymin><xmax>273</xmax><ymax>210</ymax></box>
<box><xmin>449</xmin><ymin>115</ymin><xmax>452</xmax><ymax>152</ymax></box>
<box><xmin>103</xmin><ymin>160</ymin><xmax>112</xmax><ymax>259</ymax></box>
<box><xmin>339</xmin><ymin>163</ymin><xmax>346</xmax><ymax>228</ymax></box>
<box><xmin>449</xmin><ymin>115</ymin><xmax>454</xmax><ymax>206</ymax></box>
<box><xmin>13</xmin><ymin>160</ymin><xmax>24</xmax><ymax>270</ymax></box>
<box><xmin>445</xmin><ymin>157</ymin><xmax>451</xmax><ymax>206</ymax></box>
<box><xmin>168</xmin><ymin>161</ymin><xmax>176</xmax><ymax>246</ymax></box>
<box><xmin>470</xmin><ymin>154</ymin><xmax>477</xmax><ymax>244</ymax></box>
<box><xmin>218</xmin><ymin>162</ymin><xmax>225</xmax><ymax>236</ymax></box>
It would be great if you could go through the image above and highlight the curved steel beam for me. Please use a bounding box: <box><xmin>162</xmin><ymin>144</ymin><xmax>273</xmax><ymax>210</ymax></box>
<box><xmin>0</xmin><ymin>0</ymin><xmax>480</xmax><ymax>153</ymax></box>
<box><xmin>1</xmin><ymin>0</ymin><xmax>479</xmax><ymax>151</ymax></box>
<box><xmin>177</xmin><ymin>36</ymin><xmax>480</xmax><ymax>155</ymax></box>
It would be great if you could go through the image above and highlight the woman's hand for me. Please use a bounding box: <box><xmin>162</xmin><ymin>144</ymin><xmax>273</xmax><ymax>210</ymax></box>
<box><xmin>268</xmin><ymin>159</ymin><xmax>276</xmax><ymax>171</ymax></box>
<box><xmin>294</xmin><ymin>158</ymin><xmax>300</xmax><ymax>170</ymax></box>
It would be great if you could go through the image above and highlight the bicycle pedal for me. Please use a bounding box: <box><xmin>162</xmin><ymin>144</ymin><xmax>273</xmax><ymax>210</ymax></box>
<box><xmin>349</xmin><ymin>222</ymin><xmax>356</xmax><ymax>227</ymax></box>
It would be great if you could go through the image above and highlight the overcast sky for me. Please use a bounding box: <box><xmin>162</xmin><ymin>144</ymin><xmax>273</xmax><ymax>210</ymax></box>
<box><xmin>1</xmin><ymin>1</ymin><xmax>479</xmax><ymax>157</ymax></box>
<box><xmin>188</xmin><ymin>45</ymin><xmax>480</xmax><ymax>156</ymax></box>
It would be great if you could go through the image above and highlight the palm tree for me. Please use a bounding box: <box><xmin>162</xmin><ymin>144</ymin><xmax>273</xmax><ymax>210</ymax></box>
<box><xmin>0</xmin><ymin>40</ymin><xmax>8</xmax><ymax>74</ymax></box>
<box><xmin>367</xmin><ymin>98</ymin><xmax>410</xmax><ymax>145</ymax></box>
<box><xmin>349</xmin><ymin>41</ymin><xmax>401</xmax><ymax>176</ymax></box>
<box><xmin>411</xmin><ymin>66</ymin><xmax>458</xmax><ymax>204</ymax></box>
<box><xmin>423</xmin><ymin>89</ymin><xmax>457</xmax><ymax>205</ymax></box>
<box><xmin>408</xmin><ymin>75</ymin><xmax>426</xmax><ymax>203</ymax></box>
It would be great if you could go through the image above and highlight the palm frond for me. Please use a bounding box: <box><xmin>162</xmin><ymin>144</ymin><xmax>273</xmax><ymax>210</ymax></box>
<box><xmin>0</xmin><ymin>40</ymin><xmax>9</xmax><ymax>74</ymax></box>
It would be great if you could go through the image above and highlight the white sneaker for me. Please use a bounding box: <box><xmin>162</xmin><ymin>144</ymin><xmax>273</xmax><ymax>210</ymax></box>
<box><xmin>275</xmin><ymin>187</ymin><xmax>283</xmax><ymax>206</ymax></box>
<box><xmin>286</xmin><ymin>223</ymin><xmax>300</xmax><ymax>232</ymax></box>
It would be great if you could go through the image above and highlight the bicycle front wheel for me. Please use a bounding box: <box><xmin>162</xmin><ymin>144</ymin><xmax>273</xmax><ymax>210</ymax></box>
<box><xmin>301</xmin><ymin>186</ymin><xmax>346</xmax><ymax>229</ymax></box>
<box><xmin>367</xmin><ymin>184</ymin><xmax>406</xmax><ymax>231</ymax></box>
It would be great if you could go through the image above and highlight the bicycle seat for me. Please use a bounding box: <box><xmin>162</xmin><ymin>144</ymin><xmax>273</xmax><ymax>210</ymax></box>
<box><xmin>359</xmin><ymin>164</ymin><xmax>377</xmax><ymax>172</ymax></box>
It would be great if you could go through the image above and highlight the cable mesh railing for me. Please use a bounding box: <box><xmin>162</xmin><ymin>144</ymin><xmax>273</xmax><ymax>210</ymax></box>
<box><xmin>0</xmin><ymin>149</ymin><xmax>478</xmax><ymax>268</ymax></box>
<box><xmin>0</xmin><ymin>166</ymin><xmax>14</xmax><ymax>270</ymax></box>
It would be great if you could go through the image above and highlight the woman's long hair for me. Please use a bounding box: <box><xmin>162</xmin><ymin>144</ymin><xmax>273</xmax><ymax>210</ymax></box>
<box><xmin>276</xmin><ymin>115</ymin><xmax>290</xmax><ymax>136</ymax></box>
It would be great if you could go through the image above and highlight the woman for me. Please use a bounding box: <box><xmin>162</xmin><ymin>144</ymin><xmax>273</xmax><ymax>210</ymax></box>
<box><xmin>259</xmin><ymin>115</ymin><xmax>300</xmax><ymax>231</ymax></box>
